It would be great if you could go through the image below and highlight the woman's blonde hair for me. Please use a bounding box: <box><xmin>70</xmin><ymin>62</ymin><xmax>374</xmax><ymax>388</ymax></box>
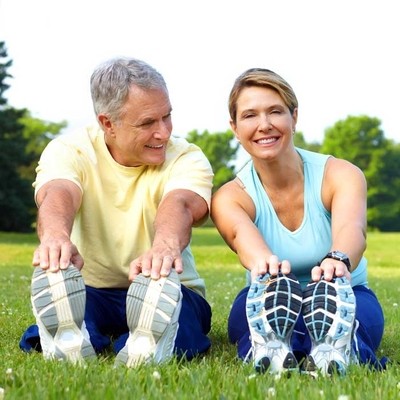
<box><xmin>228</xmin><ymin>68</ymin><xmax>298</xmax><ymax>123</ymax></box>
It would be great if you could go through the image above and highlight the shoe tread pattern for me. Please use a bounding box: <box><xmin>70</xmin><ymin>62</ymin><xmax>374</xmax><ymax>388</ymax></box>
<box><xmin>31</xmin><ymin>265</ymin><xmax>95</xmax><ymax>362</ymax></box>
<box><xmin>126</xmin><ymin>271</ymin><xmax>181</xmax><ymax>341</ymax></box>
<box><xmin>115</xmin><ymin>269</ymin><xmax>181</xmax><ymax>367</ymax></box>
<box><xmin>247</xmin><ymin>273</ymin><xmax>302</xmax><ymax>340</ymax></box>
<box><xmin>301</xmin><ymin>276</ymin><xmax>356</xmax><ymax>375</ymax></box>
<box><xmin>265</xmin><ymin>273</ymin><xmax>303</xmax><ymax>339</ymax></box>
<box><xmin>31</xmin><ymin>266</ymin><xmax>86</xmax><ymax>337</ymax></box>
<box><xmin>246</xmin><ymin>272</ymin><xmax>302</xmax><ymax>374</ymax></box>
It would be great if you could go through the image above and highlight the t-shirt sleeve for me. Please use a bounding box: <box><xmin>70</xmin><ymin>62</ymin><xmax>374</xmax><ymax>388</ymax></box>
<box><xmin>163</xmin><ymin>143</ymin><xmax>214</xmax><ymax>211</ymax></box>
<box><xmin>33</xmin><ymin>138</ymin><xmax>84</xmax><ymax>201</ymax></box>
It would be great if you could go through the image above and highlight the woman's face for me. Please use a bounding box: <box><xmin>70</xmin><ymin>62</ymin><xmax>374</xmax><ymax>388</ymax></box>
<box><xmin>231</xmin><ymin>86</ymin><xmax>297</xmax><ymax>160</ymax></box>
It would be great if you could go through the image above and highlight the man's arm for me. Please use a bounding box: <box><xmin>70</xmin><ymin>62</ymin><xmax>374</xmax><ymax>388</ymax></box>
<box><xmin>129</xmin><ymin>189</ymin><xmax>208</xmax><ymax>281</ymax></box>
<box><xmin>32</xmin><ymin>179</ymin><xmax>83</xmax><ymax>272</ymax></box>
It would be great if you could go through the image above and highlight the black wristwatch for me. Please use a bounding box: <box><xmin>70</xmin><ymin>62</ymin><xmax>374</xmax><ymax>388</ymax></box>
<box><xmin>319</xmin><ymin>250</ymin><xmax>351</xmax><ymax>272</ymax></box>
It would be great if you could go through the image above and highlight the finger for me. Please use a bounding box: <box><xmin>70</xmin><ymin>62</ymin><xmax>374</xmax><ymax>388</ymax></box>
<box><xmin>129</xmin><ymin>259</ymin><xmax>142</xmax><ymax>281</ymax></box>
<box><xmin>173</xmin><ymin>257</ymin><xmax>184</xmax><ymax>274</ymax></box>
<box><xmin>46</xmin><ymin>244</ymin><xmax>62</xmax><ymax>272</ymax></box>
<box><xmin>311</xmin><ymin>266</ymin><xmax>322</xmax><ymax>282</ymax></box>
<box><xmin>38</xmin><ymin>246</ymin><xmax>50</xmax><ymax>270</ymax></box>
<box><xmin>280</xmin><ymin>259</ymin><xmax>291</xmax><ymax>274</ymax></box>
<box><xmin>333</xmin><ymin>264</ymin><xmax>347</xmax><ymax>278</ymax></box>
<box><xmin>32</xmin><ymin>248</ymin><xmax>41</xmax><ymax>267</ymax></box>
<box><xmin>59</xmin><ymin>242</ymin><xmax>72</xmax><ymax>270</ymax></box>
<box><xmin>322</xmin><ymin>262</ymin><xmax>335</xmax><ymax>281</ymax></box>
<box><xmin>268</xmin><ymin>255</ymin><xmax>280</xmax><ymax>276</ymax></box>
<box><xmin>253</xmin><ymin>262</ymin><xmax>267</xmax><ymax>277</ymax></box>
<box><xmin>160</xmin><ymin>255</ymin><xmax>174</xmax><ymax>277</ymax></box>
<box><xmin>140</xmin><ymin>257</ymin><xmax>153</xmax><ymax>278</ymax></box>
<box><xmin>48</xmin><ymin>245</ymin><xmax>63</xmax><ymax>272</ymax></box>
<box><xmin>150</xmin><ymin>256</ymin><xmax>163</xmax><ymax>280</ymax></box>
<box><xmin>70</xmin><ymin>252</ymin><xmax>84</xmax><ymax>270</ymax></box>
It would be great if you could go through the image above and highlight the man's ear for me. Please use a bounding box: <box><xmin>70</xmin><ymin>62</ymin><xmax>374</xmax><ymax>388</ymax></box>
<box><xmin>98</xmin><ymin>114</ymin><xmax>115</xmax><ymax>136</ymax></box>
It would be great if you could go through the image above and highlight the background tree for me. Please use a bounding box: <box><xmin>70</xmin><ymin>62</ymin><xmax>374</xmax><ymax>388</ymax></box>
<box><xmin>293</xmin><ymin>131</ymin><xmax>321</xmax><ymax>152</ymax></box>
<box><xmin>321</xmin><ymin>115</ymin><xmax>387</xmax><ymax>171</ymax></box>
<box><xmin>18</xmin><ymin>114</ymin><xmax>66</xmax><ymax>183</ymax></box>
<box><xmin>1</xmin><ymin>37</ymin><xmax>399</xmax><ymax>232</ymax></box>
<box><xmin>186</xmin><ymin>129</ymin><xmax>239</xmax><ymax>191</ymax></box>
<box><xmin>321</xmin><ymin>115</ymin><xmax>399</xmax><ymax>231</ymax></box>
<box><xmin>366</xmin><ymin>142</ymin><xmax>400</xmax><ymax>231</ymax></box>
<box><xmin>0</xmin><ymin>42</ymin><xmax>32</xmax><ymax>231</ymax></box>
<box><xmin>0</xmin><ymin>41</ymin><xmax>65</xmax><ymax>231</ymax></box>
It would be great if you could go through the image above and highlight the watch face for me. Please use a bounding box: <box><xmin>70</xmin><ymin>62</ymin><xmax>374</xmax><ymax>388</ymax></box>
<box><xmin>320</xmin><ymin>251</ymin><xmax>351</xmax><ymax>270</ymax></box>
<box><xmin>329</xmin><ymin>251</ymin><xmax>351</xmax><ymax>269</ymax></box>
<box><xmin>332</xmin><ymin>251</ymin><xmax>346</xmax><ymax>259</ymax></box>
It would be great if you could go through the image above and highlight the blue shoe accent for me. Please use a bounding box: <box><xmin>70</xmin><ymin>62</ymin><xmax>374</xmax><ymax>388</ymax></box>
<box><xmin>246</xmin><ymin>272</ymin><xmax>303</xmax><ymax>374</ymax></box>
<box><xmin>302</xmin><ymin>276</ymin><xmax>356</xmax><ymax>376</ymax></box>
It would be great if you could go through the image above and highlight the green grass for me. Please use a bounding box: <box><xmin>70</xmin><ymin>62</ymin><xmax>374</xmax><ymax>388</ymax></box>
<box><xmin>0</xmin><ymin>229</ymin><xmax>399</xmax><ymax>399</ymax></box>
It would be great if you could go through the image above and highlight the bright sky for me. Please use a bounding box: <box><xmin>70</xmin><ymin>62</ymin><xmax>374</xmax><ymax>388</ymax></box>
<box><xmin>1</xmin><ymin>0</ymin><xmax>399</xmax><ymax>147</ymax></box>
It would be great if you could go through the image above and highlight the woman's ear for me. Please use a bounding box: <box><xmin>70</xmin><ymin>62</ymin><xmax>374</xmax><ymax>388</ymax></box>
<box><xmin>230</xmin><ymin>120</ymin><xmax>239</xmax><ymax>140</ymax></box>
<box><xmin>292</xmin><ymin>108</ymin><xmax>298</xmax><ymax>130</ymax></box>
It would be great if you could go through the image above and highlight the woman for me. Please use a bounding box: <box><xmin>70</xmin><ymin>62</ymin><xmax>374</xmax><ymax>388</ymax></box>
<box><xmin>211</xmin><ymin>68</ymin><xmax>386</xmax><ymax>376</ymax></box>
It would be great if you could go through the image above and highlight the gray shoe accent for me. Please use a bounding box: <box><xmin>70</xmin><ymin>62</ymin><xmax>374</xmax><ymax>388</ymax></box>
<box><xmin>115</xmin><ymin>269</ymin><xmax>182</xmax><ymax>368</ymax></box>
<box><xmin>31</xmin><ymin>265</ymin><xmax>96</xmax><ymax>363</ymax></box>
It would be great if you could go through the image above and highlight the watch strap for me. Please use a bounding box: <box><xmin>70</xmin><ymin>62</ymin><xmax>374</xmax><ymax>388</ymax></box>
<box><xmin>319</xmin><ymin>251</ymin><xmax>351</xmax><ymax>271</ymax></box>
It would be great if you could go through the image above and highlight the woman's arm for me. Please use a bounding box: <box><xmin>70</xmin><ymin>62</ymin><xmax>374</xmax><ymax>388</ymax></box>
<box><xmin>316</xmin><ymin>157</ymin><xmax>367</xmax><ymax>281</ymax></box>
<box><xmin>211</xmin><ymin>179</ymin><xmax>289</xmax><ymax>278</ymax></box>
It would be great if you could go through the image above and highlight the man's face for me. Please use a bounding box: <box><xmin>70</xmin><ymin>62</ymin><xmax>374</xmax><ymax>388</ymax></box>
<box><xmin>103</xmin><ymin>85</ymin><xmax>173</xmax><ymax>167</ymax></box>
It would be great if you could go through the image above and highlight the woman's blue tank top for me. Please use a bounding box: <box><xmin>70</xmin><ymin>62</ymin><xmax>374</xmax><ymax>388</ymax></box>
<box><xmin>237</xmin><ymin>147</ymin><xmax>368</xmax><ymax>288</ymax></box>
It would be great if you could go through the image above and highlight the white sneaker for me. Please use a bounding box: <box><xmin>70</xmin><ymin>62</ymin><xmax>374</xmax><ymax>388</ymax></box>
<box><xmin>31</xmin><ymin>264</ymin><xmax>96</xmax><ymax>364</ymax></box>
<box><xmin>115</xmin><ymin>269</ymin><xmax>182</xmax><ymax>368</ymax></box>
<box><xmin>246</xmin><ymin>272</ymin><xmax>303</xmax><ymax>374</ymax></box>
<box><xmin>302</xmin><ymin>276</ymin><xmax>356</xmax><ymax>376</ymax></box>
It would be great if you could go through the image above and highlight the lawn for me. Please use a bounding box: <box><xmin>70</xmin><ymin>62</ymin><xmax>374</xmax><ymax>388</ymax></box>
<box><xmin>0</xmin><ymin>229</ymin><xmax>399</xmax><ymax>399</ymax></box>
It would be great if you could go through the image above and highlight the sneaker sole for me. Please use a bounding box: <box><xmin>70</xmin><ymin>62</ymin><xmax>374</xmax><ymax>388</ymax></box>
<box><xmin>115</xmin><ymin>269</ymin><xmax>182</xmax><ymax>368</ymax></box>
<box><xmin>31</xmin><ymin>265</ymin><xmax>96</xmax><ymax>363</ymax></box>
<box><xmin>246</xmin><ymin>272</ymin><xmax>303</xmax><ymax>373</ymax></box>
<box><xmin>302</xmin><ymin>277</ymin><xmax>356</xmax><ymax>375</ymax></box>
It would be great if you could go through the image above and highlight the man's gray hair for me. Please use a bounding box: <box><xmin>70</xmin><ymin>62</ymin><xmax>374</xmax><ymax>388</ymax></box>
<box><xmin>90</xmin><ymin>57</ymin><xmax>168</xmax><ymax>122</ymax></box>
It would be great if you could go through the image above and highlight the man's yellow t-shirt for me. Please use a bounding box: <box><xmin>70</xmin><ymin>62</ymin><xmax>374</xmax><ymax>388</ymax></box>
<box><xmin>33</xmin><ymin>126</ymin><xmax>213</xmax><ymax>297</ymax></box>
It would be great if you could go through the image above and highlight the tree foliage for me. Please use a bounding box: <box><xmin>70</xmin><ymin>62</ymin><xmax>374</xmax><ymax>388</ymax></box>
<box><xmin>1</xmin><ymin>39</ymin><xmax>399</xmax><ymax>232</ymax></box>
<box><xmin>0</xmin><ymin>105</ymin><xmax>34</xmax><ymax>231</ymax></box>
<box><xmin>321</xmin><ymin>115</ymin><xmax>400</xmax><ymax>231</ymax></box>
<box><xmin>294</xmin><ymin>131</ymin><xmax>321</xmax><ymax>152</ymax></box>
<box><xmin>321</xmin><ymin>115</ymin><xmax>388</xmax><ymax>171</ymax></box>
<box><xmin>18</xmin><ymin>113</ymin><xmax>66</xmax><ymax>182</ymax></box>
<box><xmin>0</xmin><ymin>41</ymin><xmax>12</xmax><ymax>106</ymax></box>
<box><xmin>0</xmin><ymin>41</ymin><xmax>65</xmax><ymax>231</ymax></box>
<box><xmin>186</xmin><ymin>129</ymin><xmax>239</xmax><ymax>191</ymax></box>
<box><xmin>366</xmin><ymin>142</ymin><xmax>400</xmax><ymax>231</ymax></box>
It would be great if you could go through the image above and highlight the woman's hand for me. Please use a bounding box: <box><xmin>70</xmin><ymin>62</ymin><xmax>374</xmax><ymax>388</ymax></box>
<box><xmin>250</xmin><ymin>255</ymin><xmax>291</xmax><ymax>281</ymax></box>
<box><xmin>311</xmin><ymin>258</ymin><xmax>351</xmax><ymax>282</ymax></box>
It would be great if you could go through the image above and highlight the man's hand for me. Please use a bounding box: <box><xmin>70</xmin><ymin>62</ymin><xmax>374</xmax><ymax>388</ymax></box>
<box><xmin>129</xmin><ymin>245</ymin><xmax>183</xmax><ymax>281</ymax></box>
<box><xmin>32</xmin><ymin>236</ymin><xmax>84</xmax><ymax>272</ymax></box>
<box><xmin>34</xmin><ymin>179</ymin><xmax>83</xmax><ymax>272</ymax></box>
<box><xmin>129</xmin><ymin>189</ymin><xmax>207</xmax><ymax>282</ymax></box>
